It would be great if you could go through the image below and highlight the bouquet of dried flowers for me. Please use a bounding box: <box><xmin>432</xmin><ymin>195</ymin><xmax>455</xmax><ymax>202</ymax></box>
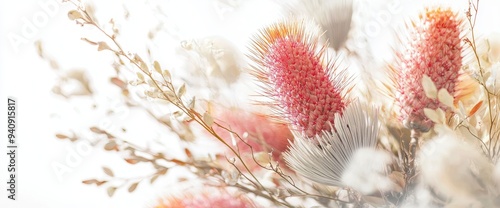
<box><xmin>43</xmin><ymin>0</ymin><xmax>500</xmax><ymax>207</ymax></box>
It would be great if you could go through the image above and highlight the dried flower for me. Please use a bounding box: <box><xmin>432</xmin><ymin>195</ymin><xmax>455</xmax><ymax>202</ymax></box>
<box><xmin>281</xmin><ymin>0</ymin><xmax>353</xmax><ymax>51</ymax></box>
<box><xmin>395</xmin><ymin>8</ymin><xmax>463</xmax><ymax>132</ymax></box>
<box><xmin>155</xmin><ymin>189</ymin><xmax>256</xmax><ymax>208</ymax></box>
<box><xmin>248</xmin><ymin>20</ymin><xmax>348</xmax><ymax>137</ymax></box>
<box><xmin>283</xmin><ymin>101</ymin><xmax>379</xmax><ymax>187</ymax></box>
<box><xmin>180</xmin><ymin>36</ymin><xmax>242</xmax><ymax>85</ymax></box>
<box><xmin>341</xmin><ymin>148</ymin><xmax>395</xmax><ymax>195</ymax></box>
<box><xmin>418</xmin><ymin>128</ymin><xmax>495</xmax><ymax>206</ymax></box>
<box><xmin>210</xmin><ymin>104</ymin><xmax>293</xmax><ymax>168</ymax></box>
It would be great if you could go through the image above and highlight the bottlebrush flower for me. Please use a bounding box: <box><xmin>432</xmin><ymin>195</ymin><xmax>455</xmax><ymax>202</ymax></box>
<box><xmin>394</xmin><ymin>8</ymin><xmax>463</xmax><ymax>132</ymax></box>
<box><xmin>155</xmin><ymin>189</ymin><xmax>256</xmax><ymax>208</ymax></box>
<box><xmin>248</xmin><ymin>20</ymin><xmax>349</xmax><ymax>138</ymax></box>
<box><xmin>211</xmin><ymin>105</ymin><xmax>293</xmax><ymax>163</ymax></box>
<box><xmin>283</xmin><ymin>101</ymin><xmax>380</xmax><ymax>187</ymax></box>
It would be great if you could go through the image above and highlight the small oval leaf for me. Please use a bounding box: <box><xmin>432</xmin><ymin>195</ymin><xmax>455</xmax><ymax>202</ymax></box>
<box><xmin>153</xmin><ymin>61</ymin><xmax>161</xmax><ymax>74</ymax></box>
<box><xmin>437</xmin><ymin>88</ymin><xmax>454</xmax><ymax>109</ymax></box>
<box><xmin>422</xmin><ymin>75</ymin><xmax>437</xmax><ymax>99</ymax></box>
<box><xmin>90</xmin><ymin>127</ymin><xmax>105</xmax><ymax>134</ymax></box>
<box><xmin>136</xmin><ymin>72</ymin><xmax>144</xmax><ymax>81</ymax></box>
<box><xmin>56</xmin><ymin>134</ymin><xmax>69</xmax><ymax>139</ymax></box>
<box><xmin>150</xmin><ymin>175</ymin><xmax>159</xmax><ymax>184</ymax></box>
<box><xmin>104</xmin><ymin>141</ymin><xmax>117</xmax><ymax>151</ymax></box>
<box><xmin>103</xmin><ymin>167</ymin><xmax>114</xmax><ymax>177</ymax></box>
<box><xmin>203</xmin><ymin>112</ymin><xmax>214</xmax><ymax>127</ymax></box>
<box><xmin>128</xmin><ymin>182</ymin><xmax>139</xmax><ymax>193</ymax></box>
<box><xmin>424</xmin><ymin>108</ymin><xmax>439</xmax><ymax>123</ymax></box>
<box><xmin>82</xmin><ymin>179</ymin><xmax>98</xmax><ymax>185</ymax></box>
<box><xmin>177</xmin><ymin>83</ymin><xmax>186</xmax><ymax>97</ymax></box>
<box><xmin>110</xmin><ymin>77</ymin><xmax>127</xmax><ymax>89</ymax></box>
<box><xmin>97</xmin><ymin>42</ymin><xmax>111</xmax><ymax>51</ymax></box>
<box><xmin>162</xmin><ymin>70</ymin><xmax>171</xmax><ymax>80</ymax></box>
<box><xmin>468</xmin><ymin>100</ymin><xmax>483</xmax><ymax>116</ymax></box>
<box><xmin>68</xmin><ymin>10</ymin><xmax>83</xmax><ymax>21</ymax></box>
<box><xmin>107</xmin><ymin>186</ymin><xmax>117</xmax><ymax>197</ymax></box>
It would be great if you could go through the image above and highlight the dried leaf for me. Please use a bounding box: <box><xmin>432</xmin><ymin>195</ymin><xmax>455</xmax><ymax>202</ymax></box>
<box><xmin>68</xmin><ymin>10</ymin><xmax>83</xmax><ymax>21</ymax></box>
<box><xmin>97</xmin><ymin>42</ymin><xmax>111</xmax><ymax>51</ymax></box>
<box><xmin>424</xmin><ymin>108</ymin><xmax>439</xmax><ymax>123</ymax></box>
<box><xmin>103</xmin><ymin>167</ymin><xmax>114</xmax><ymax>177</ymax></box>
<box><xmin>128</xmin><ymin>182</ymin><xmax>139</xmax><ymax>193</ymax></box>
<box><xmin>125</xmin><ymin>158</ymin><xmax>138</xmax><ymax>165</ymax></box>
<box><xmin>82</xmin><ymin>179</ymin><xmax>99</xmax><ymax>185</ymax></box>
<box><xmin>188</xmin><ymin>97</ymin><xmax>196</xmax><ymax>110</ymax></box>
<box><xmin>136</xmin><ymin>72</ymin><xmax>144</xmax><ymax>81</ymax></box>
<box><xmin>203</xmin><ymin>112</ymin><xmax>214</xmax><ymax>127</ymax></box>
<box><xmin>132</xmin><ymin>156</ymin><xmax>150</xmax><ymax>162</ymax></box>
<box><xmin>153</xmin><ymin>61</ymin><xmax>161</xmax><ymax>74</ymax></box>
<box><xmin>437</xmin><ymin>88</ymin><xmax>454</xmax><ymax>109</ymax></box>
<box><xmin>171</xmin><ymin>159</ymin><xmax>186</xmax><ymax>165</ymax></box>
<box><xmin>158</xmin><ymin>168</ymin><xmax>168</xmax><ymax>175</ymax></box>
<box><xmin>133</xmin><ymin>54</ymin><xmax>148</xmax><ymax>72</ymax></box>
<box><xmin>104</xmin><ymin>141</ymin><xmax>117</xmax><ymax>151</ymax></box>
<box><xmin>422</xmin><ymin>75</ymin><xmax>437</xmax><ymax>99</ymax></box>
<box><xmin>172</xmin><ymin>111</ymin><xmax>183</xmax><ymax>117</ymax></box>
<box><xmin>184</xmin><ymin>148</ymin><xmax>192</xmax><ymax>158</ymax></box>
<box><xmin>110</xmin><ymin>77</ymin><xmax>126</xmax><ymax>89</ymax></box>
<box><xmin>107</xmin><ymin>186</ymin><xmax>117</xmax><ymax>197</ymax></box>
<box><xmin>150</xmin><ymin>175</ymin><xmax>159</xmax><ymax>184</ymax></box>
<box><xmin>55</xmin><ymin>134</ymin><xmax>69</xmax><ymax>139</ymax></box>
<box><xmin>162</xmin><ymin>69</ymin><xmax>171</xmax><ymax>81</ymax></box>
<box><xmin>468</xmin><ymin>100</ymin><xmax>483</xmax><ymax>116</ymax></box>
<box><xmin>81</xmin><ymin>38</ymin><xmax>97</xmax><ymax>45</ymax></box>
<box><xmin>82</xmin><ymin>179</ymin><xmax>107</xmax><ymax>186</ymax></box>
<box><xmin>163</xmin><ymin>91</ymin><xmax>176</xmax><ymax>101</ymax></box>
<box><xmin>177</xmin><ymin>83</ymin><xmax>186</xmax><ymax>97</ymax></box>
<box><xmin>435</xmin><ymin>108</ymin><xmax>445</xmax><ymax>124</ymax></box>
<box><xmin>254</xmin><ymin>152</ymin><xmax>270</xmax><ymax>165</ymax></box>
<box><xmin>90</xmin><ymin>127</ymin><xmax>105</xmax><ymax>134</ymax></box>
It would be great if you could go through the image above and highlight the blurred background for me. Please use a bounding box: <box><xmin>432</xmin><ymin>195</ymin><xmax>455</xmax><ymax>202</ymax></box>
<box><xmin>0</xmin><ymin>0</ymin><xmax>499</xmax><ymax>208</ymax></box>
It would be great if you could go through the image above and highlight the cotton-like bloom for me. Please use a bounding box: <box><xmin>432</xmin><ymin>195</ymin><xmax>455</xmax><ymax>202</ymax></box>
<box><xmin>418</xmin><ymin>128</ymin><xmax>495</xmax><ymax>206</ymax></box>
<box><xmin>155</xmin><ymin>189</ymin><xmax>256</xmax><ymax>208</ymax></box>
<box><xmin>395</xmin><ymin>8</ymin><xmax>463</xmax><ymax>132</ymax></box>
<box><xmin>283</xmin><ymin>101</ymin><xmax>380</xmax><ymax>187</ymax></box>
<box><xmin>248</xmin><ymin>20</ymin><xmax>348</xmax><ymax>137</ymax></box>
<box><xmin>341</xmin><ymin>148</ymin><xmax>395</xmax><ymax>194</ymax></box>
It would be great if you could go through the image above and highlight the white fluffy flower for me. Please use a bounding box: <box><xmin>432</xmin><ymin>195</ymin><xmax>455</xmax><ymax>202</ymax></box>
<box><xmin>418</xmin><ymin>128</ymin><xmax>495</xmax><ymax>205</ymax></box>
<box><xmin>341</xmin><ymin>148</ymin><xmax>394</xmax><ymax>194</ymax></box>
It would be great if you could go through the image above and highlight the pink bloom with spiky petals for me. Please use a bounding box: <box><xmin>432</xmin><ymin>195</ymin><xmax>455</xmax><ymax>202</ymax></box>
<box><xmin>211</xmin><ymin>105</ymin><xmax>293</xmax><ymax>168</ymax></box>
<box><xmin>155</xmin><ymin>189</ymin><xmax>256</xmax><ymax>208</ymax></box>
<box><xmin>396</xmin><ymin>8</ymin><xmax>463</xmax><ymax>131</ymax></box>
<box><xmin>248</xmin><ymin>20</ymin><xmax>347</xmax><ymax>137</ymax></box>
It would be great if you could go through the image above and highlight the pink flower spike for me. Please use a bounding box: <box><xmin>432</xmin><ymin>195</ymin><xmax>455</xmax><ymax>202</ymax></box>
<box><xmin>210</xmin><ymin>105</ymin><xmax>293</xmax><ymax>169</ymax></box>
<box><xmin>155</xmin><ymin>189</ymin><xmax>256</xmax><ymax>208</ymax></box>
<box><xmin>248</xmin><ymin>20</ymin><xmax>348</xmax><ymax>137</ymax></box>
<box><xmin>396</xmin><ymin>8</ymin><xmax>463</xmax><ymax>132</ymax></box>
